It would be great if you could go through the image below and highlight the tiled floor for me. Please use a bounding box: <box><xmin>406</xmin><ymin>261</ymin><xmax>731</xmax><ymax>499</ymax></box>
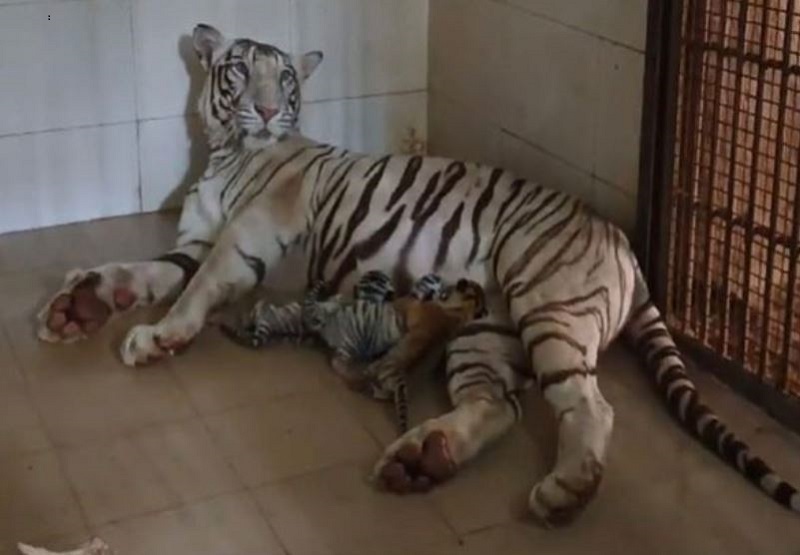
<box><xmin>1</xmin><ymin>213</ymin><xmax>800</xmax><ymax>555</ymax></box>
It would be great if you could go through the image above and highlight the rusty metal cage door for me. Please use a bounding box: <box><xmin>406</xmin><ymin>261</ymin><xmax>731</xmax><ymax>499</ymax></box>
<box><xmin>638</xmin><ymin>0</ymin><xmax>800</xmax><ymax>427</ymax></box>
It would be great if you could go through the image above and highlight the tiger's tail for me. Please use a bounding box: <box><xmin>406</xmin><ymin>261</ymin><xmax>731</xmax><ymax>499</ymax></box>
<box><xmin>625</xmin><ymin>269</ymin><xmax>800</xmax><ymax>513</ymax></box>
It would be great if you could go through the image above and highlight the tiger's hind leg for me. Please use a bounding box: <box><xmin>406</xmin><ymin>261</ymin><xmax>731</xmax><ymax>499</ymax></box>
<box><xmin>509</xmin><ymin>284</ymin><xmax>625</xmax><ymax>527</ymax></box>
<box><xmin>373</xmin><ymin>316</ymin><xmax>531</xmax><ymax>492</ymax></box>
<box><xmin>524</xmin><ymin>350</ymin><xmax>612</xmax><ymax>527</ymax></box>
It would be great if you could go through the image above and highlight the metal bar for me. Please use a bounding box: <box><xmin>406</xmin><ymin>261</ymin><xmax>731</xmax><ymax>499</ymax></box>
<box><xmin>781</xmin><ymin>74</ymin><xmax>800</xmax><ymax>390</ymax></box>
<box><xmin>780</xmin><ymin>174</ymin><xmax>800</xmax><ymax>392</ymax></box>
<box><xmin>655</xmin><ymin>0</ymin><xmax>691</xmax><ymax>313</ymax></box>
<box><xmin>675</xmin><ymin>0</ymin><xmax>709</xmax><ymax>330</ymax></box>
<box><xmin>672</xmin><ymin>0</ymin><xmax>697</xmax><ymax>325</ymax></box>
<box><xmin>719</xmin><ymin>0</ymin><xmax>751</xmax><ymax>359</ymax></box>
<box><xmin>739</xmin><ymin>6</ymin><xmax>771</xmax><ymax>371</ymax></box>
<box><xmin>636</xmin><ymin>0</ymin><xmax>687</xmax><ymax>314</ymax></box>
<box><xmin>698</xmin><ymin>1</ymin><xmax>727</xmax><ymax>344</ymax></box>
<box><xmin>759</xmin><ymin>1</ymin><xmax>796</xmax><ymax>380</ymax></box>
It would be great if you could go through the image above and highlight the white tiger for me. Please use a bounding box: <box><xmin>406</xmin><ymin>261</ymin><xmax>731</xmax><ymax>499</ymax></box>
<box><xmin>36</xmin><ymin>24</ymin><xmax>799</xmax><ymax>526</ymax></box>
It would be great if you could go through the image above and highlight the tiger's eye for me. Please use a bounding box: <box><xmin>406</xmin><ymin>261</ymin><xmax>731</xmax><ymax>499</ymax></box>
<box><xmin>231</xmin><ymin>61</ymin><xmax>249</xmax><ymax>76</ymax></box>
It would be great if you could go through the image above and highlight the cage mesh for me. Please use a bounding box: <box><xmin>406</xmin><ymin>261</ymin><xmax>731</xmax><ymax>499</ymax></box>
<box><xmin>667</xmin><ymin>0</ymin><xmax>800</xmax><ymax>396</ymax></box>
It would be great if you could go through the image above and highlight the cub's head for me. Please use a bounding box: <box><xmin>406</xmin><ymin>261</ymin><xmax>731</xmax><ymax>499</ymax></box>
<box><xmin>192</xmin><ymin>24</ymin><xmax>323</xmax><ymax>145</ymax></box>
<box><xmin>439</xmin><ymin>279</ymin><xmax>488</xmax><ymax>321</ymax></box>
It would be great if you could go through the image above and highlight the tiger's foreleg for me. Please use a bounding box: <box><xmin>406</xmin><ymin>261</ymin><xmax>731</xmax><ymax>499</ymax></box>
<box><xmin>119</xmin><ymin>206</ymin><xmax>297</xmax><ymax>366</ymax></box>
<box><xmin>373</xmin><ymin>317</ymin><xmax>529</xmax><ymax>493</ymax></box>
<box><xmin>37</xmin><ymin>195</ymin><xmax>221</xmax><ymax>343</ymax></box>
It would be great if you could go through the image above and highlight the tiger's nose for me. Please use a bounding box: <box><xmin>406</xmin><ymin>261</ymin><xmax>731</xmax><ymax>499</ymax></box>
<box><xmin>255</xmin><ymin>106</ymin><xmax>279</xmax><ymax>122</ymax></box>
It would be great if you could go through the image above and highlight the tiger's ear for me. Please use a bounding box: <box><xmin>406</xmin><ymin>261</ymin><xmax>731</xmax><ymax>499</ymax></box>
<box><xmin>193</xmin><ymin>24</ymin><xmax>225</xmax><ymax>70</ymax></box>
<box><xmin>296</xmin><ymin>51</ymin><xmax>324</xmax><ymax>81</ymax></box>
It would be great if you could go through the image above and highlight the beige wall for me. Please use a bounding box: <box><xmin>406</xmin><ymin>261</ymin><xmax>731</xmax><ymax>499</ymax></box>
<box><xmin>428</xmin><ymin>0</ymin><xmax>648</xmax><ymax>234</ymax></box>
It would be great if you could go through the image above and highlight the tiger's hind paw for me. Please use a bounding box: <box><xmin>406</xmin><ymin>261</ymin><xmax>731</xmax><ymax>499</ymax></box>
<box><xmin>372</xmin><ymin>428</ymin><xmax>457</xmax><ymax>494</ymax></box>
<box><xmin>528</xmin><ymin>457</ymin><xmax>604</xmax><ymax>528</ymax></box>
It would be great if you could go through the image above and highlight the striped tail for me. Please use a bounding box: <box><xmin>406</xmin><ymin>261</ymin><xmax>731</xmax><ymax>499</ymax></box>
<box><xmin>367</xmin><ymin>361</ymin><xmax>410</xmax><ymax>434</ymax></box>
<box><xmin>625</xmin><ymin>274</ymin><xmax>800</xmax><ymax>513</ymax></box>
<box><xmin>221</xmin><ymin>301</ymin><xmax>308</xmax><ymax>349</ymax></box>
<box><xmin>393</xmin><ymin>378</ymin><xmax>410</xmax><ymax>434</ymax></box>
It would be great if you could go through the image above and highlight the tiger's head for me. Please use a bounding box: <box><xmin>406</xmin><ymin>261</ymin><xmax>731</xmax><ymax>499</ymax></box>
<box><xmin>192</xmin><ymin>24</ymin><xmax>323</xmax><ymax>147</ymax></box>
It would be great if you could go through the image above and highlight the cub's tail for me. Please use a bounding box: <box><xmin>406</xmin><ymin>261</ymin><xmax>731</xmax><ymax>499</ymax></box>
<box><xmin>625</xmin><ymin>270</ymin><xmax>800</xmax><ymax>513</ymax></box>
<box><xmin>221</xmin><ymin>301</ymin><xmax>307</xmax><ymax>349</ymax></box>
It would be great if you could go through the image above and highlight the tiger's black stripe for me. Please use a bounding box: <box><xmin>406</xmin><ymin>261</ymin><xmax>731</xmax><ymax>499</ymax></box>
<box><xmin>435</xmin><ymin>203</ymin><xmax>465</xmax><ymax>270</ymax></box>
<box><xmin>333</xmin><ymin>156</ymin><xmax>391</xmax><ymax>259</ymax></box>
<box><xmin>386</xmin><ymin>156</ymin><xmax>424</xmax><ymax>211</ymax></box>
<box><xmin>491</xmin><ymin>191</ymin><xmax>563</xmax><ymax>280</ymax></box>
<box><xmin>234</xmin><ymin>246</ymin><xmax>266</xmax><ymax>285</ymax></box>
<box><xmin>452</xmin><ymin>322</ymin><xmax>519</xmax><ymax>340</ymax></box>
<box><xmin>329</xmin><ymin>206</ymin><xmax>406</xmax><ymax>292</ymax></box>
<box><xmin>313</xmin><ymin>181</ymin><xmax>351</xmax><ymax>280</ymax></box>
<box><xmin>232</xmin><ymin>145</ymin><xmax>313</xmax><ymax>208</ymax></box>
<box><xmin>301</xmin><ymin>146</ymin><xmax>336</xmax><ymax>177</ymax></box>
<box><xmin>468</xmin><ymin>168</ymin><xmax>503</xmax><ymax>265</ymax></box>
<box><xmin>506</xmin><ymin>206</ymin><xmax>588</xmax><ymax>298</ymax></box>
<box><xmin>394</xmin><ymin>163</ymin><xmax>466</xmax><ymax>287</ymax></box>
<box><xmin>155</xmin><ymin>253</ymin><xmax>201</xmax><ymax>288</ymax></box>
<box><xmin>503</xmin><ymin>203</ymin><xmax>583</xmax><ymax>294</ymax></box>
<box><xmin>491</xmin><ymin>178</ymin><xmax>526</xmax><ymax>230</ymax></box>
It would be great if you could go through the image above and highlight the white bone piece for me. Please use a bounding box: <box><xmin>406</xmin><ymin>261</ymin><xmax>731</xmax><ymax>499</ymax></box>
<box><xmin>17</xmin><ymin>537</ymin><xmax>112</xmax><ymax>555</ymax></box>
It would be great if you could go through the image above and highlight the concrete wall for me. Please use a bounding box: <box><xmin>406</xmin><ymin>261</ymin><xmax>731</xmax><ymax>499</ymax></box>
<box><xmin>428</xmin><ymin>0</ymin><xmax>648</xmax><ymax>233</ymax></box>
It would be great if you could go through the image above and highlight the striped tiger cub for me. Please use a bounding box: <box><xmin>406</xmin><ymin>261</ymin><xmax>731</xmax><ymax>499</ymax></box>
<box><xmin>225</xmin><ymin>271</ymin><xmax>486</xmax><ymax>432</ymax></box>
<box><xmin>37</xmin><ymin>24</ymin><xmax>799</xmax><ymax>526</ymax></box>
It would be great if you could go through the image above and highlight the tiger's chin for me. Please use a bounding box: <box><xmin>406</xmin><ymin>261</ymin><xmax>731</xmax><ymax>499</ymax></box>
<box><xmin>240</xmin><ymin>126</ymin><xmax>292</xmax><ymax>150</ymax></box>
<box><xmin>242</xmin><ymin>134</ymin><xmax>279</xmax><ymax>150</ymax></box>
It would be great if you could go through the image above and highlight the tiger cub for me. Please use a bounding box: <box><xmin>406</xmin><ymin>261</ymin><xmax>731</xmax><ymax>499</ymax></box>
<box><xmin>223</xmin><ymin>272</ymin><xmax>487</xmax><ymax>432</ymax></box>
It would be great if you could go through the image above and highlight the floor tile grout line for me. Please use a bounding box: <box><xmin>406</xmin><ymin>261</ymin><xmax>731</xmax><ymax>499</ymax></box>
<box><xmin>187</xmin><ymin>378</ymin><xmax>339</xmax><ymax>422</ymax></box>
<box><xmin>243</xmin><ymin>488</ymin><xmax>291</xmax><ymax>555</ymax></box>
<box><xmin>0</xmin><ymin>266</ymin><xmax>248</xmax><ymax>536</ymax></box>
<box><xmin>84</xmin><ymin>487</ymin><xmax>253</xmax><ymax>536</ymax></box>
<box><xmin>327</xmin><ymin>384</ymin><xmax>393</xmax><ymax>452</ymax></box>
<box><xmin>0</xmin><ymin>318</ymin><xmax>95</xmax><ymax>538</ymax></box>
<box><xmin>423</xmin><ymin>489</ymin><xmax>467</xmax><ymax>545</ymax></box>
<box><xmin>169</xmin><ymin>361</ymin><xmax>255</xmax><ymax>499</ymax></box>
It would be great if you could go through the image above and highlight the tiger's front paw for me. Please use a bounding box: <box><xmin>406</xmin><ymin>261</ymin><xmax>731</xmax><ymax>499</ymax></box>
<box><xmin>120</xmin><ymin>324</ymin><xmax>194</xmax><ymax>366</ymax></box>
<box><xmin>120</xmin><ymin>325</ymin><xmax>165</xmax><ymax>366</ymax></box>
